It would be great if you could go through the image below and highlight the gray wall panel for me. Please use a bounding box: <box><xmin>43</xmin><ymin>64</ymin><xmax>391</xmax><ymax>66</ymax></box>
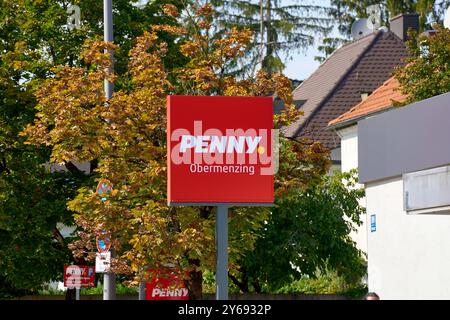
<box><xmin>359</xmin><ymin>92</ymin><xmax>450</xmax><ymax>184</ymax></box>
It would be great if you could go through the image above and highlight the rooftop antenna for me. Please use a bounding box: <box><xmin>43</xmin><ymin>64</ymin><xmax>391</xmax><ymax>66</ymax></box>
<box><xmin>351</xmin><ymin>19</ymin><xmax>375</xmax><ymax>40</ymax></box>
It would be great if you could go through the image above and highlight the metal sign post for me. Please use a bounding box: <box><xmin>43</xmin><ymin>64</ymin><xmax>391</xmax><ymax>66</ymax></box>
<box><xmin>103</xmin><ymin>0</ymin><xmax>116</xmax><ymax>301</ymax></box>
<box><xmin>104</xmin><ymin>0</ymin><xmax>114</xmax><ymax>99</ymax></box>
<box><xmin>171</xmin><ymin>203</ymin><xmax>272</xmax><ymax>300</ymax></box>
<box><xmin>139</xmin><ymin>281</ymin><xmax>146</xmax><ymax>300</ymax></box>
<box><xmin>104</xmin><ymin>268</ymin><xmax>116</xmax><ymax>300</ymax></box>
<box><xmin>216</xmin><ymin>204</ymin><xmax>228</xmax><ymax>300</ymax></box>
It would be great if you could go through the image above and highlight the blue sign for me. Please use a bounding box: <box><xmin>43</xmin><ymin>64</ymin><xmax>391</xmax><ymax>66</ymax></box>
<box><xmin>98</xmin><ymin>240</ymin><xmax>106</xmax><ymax>251</ymax></box>
<box><xmin>96</xmin><ymin>231</ymin><xmax>111</xmax><ymax>253</ymax></box>
<box><xmin>370</xmin><ymin>214</ymin><xmax>376</xmax><ymax>232</ymax></box>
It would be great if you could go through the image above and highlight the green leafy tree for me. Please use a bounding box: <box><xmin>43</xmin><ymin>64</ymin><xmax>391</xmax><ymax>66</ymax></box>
<box><xmin>0</xmin><ymin>0</ymin><xmax>184</xmax><ymax>78</ymax></box>
<box><xmin>229</xmin><ymin>170</ymin><xmax>366</xmax><ymax>293</ymax></box>
<box><xmin>0</xmin><ymin>36</ymin><xmax>80</xmax><ymax>297</ymax></box>
<box><xmin>0</xmin><ymin>0</ymin><xmax>183</xmax><ymax>298</ymax></box>
<box><xmin>394</xmin><ymin>24</ymin><xmax>450</xmax><ymax>104</ymax></box>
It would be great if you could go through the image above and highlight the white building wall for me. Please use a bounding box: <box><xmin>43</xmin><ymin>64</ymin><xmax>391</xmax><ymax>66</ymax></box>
<box><xmin>337</xmin><ymin>125</ymin><xmax>367</xmax><ymax>255</ymax></box>
<box><xmin>339</xmin><ymin>126</ymin><xmax>358</xmax><ymax>172</ymax></box>
<box><xmin>366</xmin><ymin>177</ymin><xmax>450</xmax><ymax>299</ymax></box>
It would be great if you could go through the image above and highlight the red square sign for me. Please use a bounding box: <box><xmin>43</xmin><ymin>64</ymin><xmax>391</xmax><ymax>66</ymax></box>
<box><xmin>145</xmin><ymin>269</ymin><xmax>189</xmax><ymax>300</ymax></box>
<box><xmin>167</xmin><ymin>95</ymin><xmax>274</xmax><ymax>204</ymax></box>
<box><xmin>64</xmin><ymin>265</ymin><xmax>95</xmax><ymax>288</ymax></box>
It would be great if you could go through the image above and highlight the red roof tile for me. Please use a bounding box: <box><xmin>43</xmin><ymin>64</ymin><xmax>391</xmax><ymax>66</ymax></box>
<box><xmin>329</xmin><ymin>77</ymin><xmax>408</xmax><ymax>126</ymax></box>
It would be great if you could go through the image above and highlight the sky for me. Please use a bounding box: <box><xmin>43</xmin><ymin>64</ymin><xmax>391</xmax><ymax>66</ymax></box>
<box><xmin>282</xmin><ymin>0</ymin><xmax>333</xmax><ymax>81</ymax></box>
<box><xmin>282</xmin><ymin>45</ymin><xmax>323</xmax><ymax>81</ymax></box>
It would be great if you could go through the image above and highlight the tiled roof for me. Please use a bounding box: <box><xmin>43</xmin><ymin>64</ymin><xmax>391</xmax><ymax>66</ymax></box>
<box><xmin>284</xmin><ymin>32</ymin><xmax>378</xmax><ymax>136</ymax></box>
<box><xmin>283</xmin><ymin>30</ymin><xmax>408</xmax><ymax>150</ymax></box>
<box><xmin>328</xmin><ymin>76</ymin><xmax>408</xmax><ymax>127</ymax></box>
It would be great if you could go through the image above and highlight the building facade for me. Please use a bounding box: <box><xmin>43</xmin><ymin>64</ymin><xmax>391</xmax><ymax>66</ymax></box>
<box><xmin>358</xmin><ymin>92</ymin><xmax>450</xmax><ymax>299</ymax></box>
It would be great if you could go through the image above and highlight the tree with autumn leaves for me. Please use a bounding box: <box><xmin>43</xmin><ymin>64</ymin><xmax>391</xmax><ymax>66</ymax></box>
<box><xmin>22</xmin><ymin>3</ymin><xmax>365</xmax><ymax>298</ymax></box>
<box><xmin>0</xmin><ymin>0</ymin><xmax>187</xmax><ymax>298</ymax></box>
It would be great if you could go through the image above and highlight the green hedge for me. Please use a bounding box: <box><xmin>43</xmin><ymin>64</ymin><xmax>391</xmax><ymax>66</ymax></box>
<box><xmin>38</xmin><ymin>283</ymin><xmax>138</xmax><ymax>296</ymax></box>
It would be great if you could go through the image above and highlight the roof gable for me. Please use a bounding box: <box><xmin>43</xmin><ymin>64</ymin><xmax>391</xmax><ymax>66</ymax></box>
<box><xmin>284</xmin><ymin>32</ymin><xmax>379</xmax><ymax>137</ymax></box>
<box><xmin>283</xmin><ymin>30</ymin><xmax>408</xmax><ymax>150</ymax></box>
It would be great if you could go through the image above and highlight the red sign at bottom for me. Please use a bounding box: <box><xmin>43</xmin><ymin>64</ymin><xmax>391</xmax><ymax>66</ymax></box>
<box><xmin>145</xmin><ymin>269</ymin><xmax>189</xmax><ymax>300</ymax></box>
<box><xmin>64</xmin><ymin>265</ymin><xmax>95</xmax><ymax>288</ymax></box>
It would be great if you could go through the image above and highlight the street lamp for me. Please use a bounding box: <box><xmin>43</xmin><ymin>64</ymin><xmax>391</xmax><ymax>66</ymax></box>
<box><xmin>103</xmin><ymin>0</ymin><xmax>116</xmax><ymax>301</ymax></box>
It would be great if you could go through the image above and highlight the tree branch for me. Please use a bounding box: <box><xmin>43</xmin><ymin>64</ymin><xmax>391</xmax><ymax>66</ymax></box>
<box><xmin>228</xmin><ymin>272</ymin><xmax>249</xmax><ymax>293</ymax></box>
<box><xmin>64</xmin><ymin>161</ymin><xmax>86</xmax><ymax>176</ymax></box>
<box><xmin>52</xmin><ymin>228</ymin><xmax>65</xmax><ymax>248</ymax></box>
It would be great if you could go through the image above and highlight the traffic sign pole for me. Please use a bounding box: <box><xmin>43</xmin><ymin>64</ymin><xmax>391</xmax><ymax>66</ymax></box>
<box><xmin>104</xmin><ymin>271</ymin><xmax>116</xmax><ymax>300</ymax></box>
<box><xmin>215</xmin><ymin>204</ymin><xmax>228</xmax><ymax>300</ymax></box>
<box><xmin>103</xmin><ymin>0</ymin><xmax>116</xmax><ymax>301</ymax></box>
<box><xmin>139</xmin><ymin>281</ymin><xmax>146</xmax><ymax>300</ymax></box>
<box><xmin>104</xmin><ymin>0</ymin><xmax>114</xmax><ymax>100</ymax></box>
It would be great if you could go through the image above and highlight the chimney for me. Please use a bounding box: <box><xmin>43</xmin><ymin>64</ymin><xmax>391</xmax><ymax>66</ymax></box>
<box><xmin>361</xmin><ymin>92</ymin><xmax>370</xmax><ymax>101</ymax></box>
<box><xmin>390</xmin><ymin>13</ymin><xmax>420</xmax><ymax>42</ymax></box>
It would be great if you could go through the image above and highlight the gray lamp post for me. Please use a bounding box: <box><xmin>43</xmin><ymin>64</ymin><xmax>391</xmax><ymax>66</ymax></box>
<box><xmin>103</xmin><ymin>0</ymin><xmax>116</xmax><ymax>301</ymax></box>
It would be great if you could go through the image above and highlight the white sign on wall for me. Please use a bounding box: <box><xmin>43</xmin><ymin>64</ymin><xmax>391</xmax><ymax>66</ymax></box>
<box><xmin>403</xmin><ymin>165</ymin><xmax>450</xmax><ymax>213</ymax></box>
<box><xmin>95</xmin><ymin>252</ymin><xmax>111</xmax><ymax>273</ymax></box>
<box><xmin>370</xmin><ymin>214</ymin><xmax>376</xmax><ymax>232</ymax></box>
